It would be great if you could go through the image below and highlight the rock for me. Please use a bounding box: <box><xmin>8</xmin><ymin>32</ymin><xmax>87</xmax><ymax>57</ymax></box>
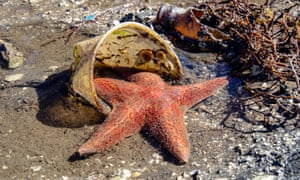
<box><xmin>148</xmin><ymin>153</ymin><xmax>162</xmax><ymax>164</ymax></box>
<box><xmin>69</xmin><ymin>0</ymin><xmax>87</xmax><ymax>5</ymax></box>
<box><xmin>30</xmin><ymin>165</ymin><xmax>42</xmax><ymax>172</ymax></box>
<box><xmin>110</xmin><ymin>168</ymin><xmax>132</xmax><ymax>180</ymax></box>
<box><xmin>4</xmin><ymin>73</ymin><xmax>24</xmax><ymax>82</ymax></box>
<box><xmin>48</xmin><ymin>66</ymin><xmax>59</xmax><ymax>72</ymax></box>
<box><xmin>131</xmin><ymin>171</ymin><xmax>141</xmax><ymax>178</ymax></box>
<box><xmin>0</xmin><ymin>39</ymin><xmax>24</xmax><ymax>69</ymax></box>
<box><xmin>28</xmin><ymin>0</ymin><xmax>43</xmax><ymax>4</ymax></box>
<box><xmin>252</xmin><ymin>175</ymin><xmax>277</xmax><ymax>180</ymax></box>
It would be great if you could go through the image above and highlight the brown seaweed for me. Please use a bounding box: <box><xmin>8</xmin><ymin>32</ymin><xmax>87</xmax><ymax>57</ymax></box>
<box><xmin>154</xmin><ymin>0</ymin><xmax>300</xmax><ymax>126</ymax></box>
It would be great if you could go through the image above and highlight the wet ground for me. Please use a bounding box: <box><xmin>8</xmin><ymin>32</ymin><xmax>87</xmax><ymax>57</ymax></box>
<box><xmin>0</xmin><ymin>0</ymin><xmax>300</xmax><ymax>179</ymax></box>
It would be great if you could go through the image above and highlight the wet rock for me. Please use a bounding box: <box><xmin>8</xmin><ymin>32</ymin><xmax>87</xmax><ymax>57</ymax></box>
<box><xmin>0</xmin><ymin>39</ymin><xmax>24</xmax><ymax>69</ymax></box>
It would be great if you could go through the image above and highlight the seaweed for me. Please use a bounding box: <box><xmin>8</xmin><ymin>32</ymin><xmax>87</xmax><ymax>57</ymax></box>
<box><xmin>154</xmin><ymin>0</ymin><xmax>300</xmax><ymax>126</ymax></box>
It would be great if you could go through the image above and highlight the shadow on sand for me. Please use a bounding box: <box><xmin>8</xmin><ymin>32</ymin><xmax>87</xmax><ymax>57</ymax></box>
<box><xmin>35</xmin><ymin>69</ymin><xmax>105</xmax><ymax>128</ymax></box>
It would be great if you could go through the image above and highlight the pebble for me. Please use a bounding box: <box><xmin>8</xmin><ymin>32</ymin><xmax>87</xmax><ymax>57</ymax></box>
<box><xmin>176</xmin><ymin>172</ymin><xmax>190</xmax><ymax>180</ymax></box>
<box><xmin>110</xmin><ymin>168</ymin><xmax>132</xmax><ymax>180</ymax></box>
<box><xmin>28</xmin><ymin>0</ymin><xmax>43</xmax><ymax>4</ymax></box>
<box><xmin>4</xmin><ymin>73</ymin><xmax>24</xmax><ymax>82</ymax></box>
<box><xmin>48</xmin><ymin>65</ymin><xmax>59</xmax><ymax>72</ymax></box>
<box><xmin>0</xmin><ymin>39</ymin><xmax>25</xmax><ymax>69</ymax></box>
<box><xmin>120</xmin><ymin>169</ymin><xmax>131</xmax><ymax>178</ymax></box>
<box><xmin>176</xmin><ymin>176</ymin><xmax>185</xmax><ymax>180</ymax></box>
<box><xmin>61</xmin><ymin>176</ymin><xmax>69</xmax><ymax>180</ymax></box>
<box><xmin>131</xmin><ymin>171</ymin><xmax>141</xmax><ymax>178</ymax></box>
<box><xmin>69</xmin><ymin>0</ymin><xmax>87</xmax><ymax>5</ymax></box>
<box><xmin>148</xmin><ymin>152</ymin><xmax>162</xmax><ymax>164</ymax></box>
<box><xmin>30</xmin><ymin>165</ymin><xmax>42</xmax><ymax>172</ymax></box>
<box><xmin>112</xmin><ymin>20</ymin><xmax>120</xmax><ymax>26</ymax></box>
<box><xmin>252</xmin><ymin>175</ymin><xmax>277</xmax><ymax>180</ymax></box>
<box><xmin>191</xmin><ymin>161</ymin><xmax>201</xmax><ymax>167</ymax></box>
<box><xmin>189</xmin><ymin>169</ymin><xmax>201</xmax><ymax>176</ymax></box>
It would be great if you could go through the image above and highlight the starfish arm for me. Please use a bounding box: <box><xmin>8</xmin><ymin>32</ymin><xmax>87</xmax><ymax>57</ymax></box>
<box><xmin>94</xmin><ymin>78</ymin><xmax>141</xmax><ymax>105</ymax></box>
<box><xmin>128</xmin><ymin>72</ymin><xmax>165</xmax><ymax>87</ymax></box>
<box><xmin>172</xmin><ymin>76</ymin><xmax>228</xmax><ymax>109</ymax></box>
<box><xmin>145</xmin><ymin>103</ymin><xmax>190</xmax><ymax>163</ymax></box>
<box><xmin>78</xmin><ymin>103</ymin><xmax>146</xmax><ymax>155</ymax></box>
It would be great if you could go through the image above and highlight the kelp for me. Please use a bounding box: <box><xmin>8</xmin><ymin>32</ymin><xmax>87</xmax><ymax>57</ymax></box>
<box><xmin>154</xmin><ymin>0</ymin><xmax>300</xmax><ymax>126</ymax></box>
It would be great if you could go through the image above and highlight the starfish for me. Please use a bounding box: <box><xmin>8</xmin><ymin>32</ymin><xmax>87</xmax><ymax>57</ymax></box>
<box><xmin>78</xmin><ymin>72</ymin><xmax>228</xmax><ymax>163</ymax></box>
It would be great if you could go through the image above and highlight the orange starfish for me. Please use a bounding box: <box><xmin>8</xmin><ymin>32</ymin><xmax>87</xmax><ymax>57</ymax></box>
<box><xmin>78</xmin><ymin>72</ymin><xmax>228</xmax><ymax>163</ymax></box>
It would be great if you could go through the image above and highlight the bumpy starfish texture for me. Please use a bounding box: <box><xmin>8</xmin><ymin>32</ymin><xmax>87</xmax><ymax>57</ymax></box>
<box><xmin>78</xmin><ymin>72</ymin><xmax>228</xmax><ymax>163</ymax></box>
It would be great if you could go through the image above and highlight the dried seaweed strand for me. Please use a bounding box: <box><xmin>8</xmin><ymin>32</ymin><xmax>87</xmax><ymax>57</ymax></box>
<box><xmin>189</xmin><ymin>0</ymin><xmax>300</xmax><ymax>121</ymax></box>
